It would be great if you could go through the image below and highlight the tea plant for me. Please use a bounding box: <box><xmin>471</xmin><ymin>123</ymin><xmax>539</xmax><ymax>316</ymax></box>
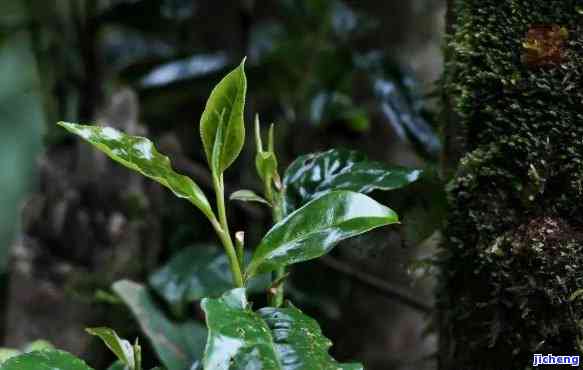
<box><xmin>0</xmin><ymin>59</ymin><xmax>421</xmax><ymax>370</ymax></box>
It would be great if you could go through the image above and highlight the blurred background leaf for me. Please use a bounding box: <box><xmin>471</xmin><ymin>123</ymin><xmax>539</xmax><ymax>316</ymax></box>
<box><xmin>0</xmin><ymin>0</ymin><xmax>46</xmax><ymax>339</ymax></box>
<box><xmin>113</xmin><ymin>280</ymin><xmax>206</xmax><ymax>370</ymax></box>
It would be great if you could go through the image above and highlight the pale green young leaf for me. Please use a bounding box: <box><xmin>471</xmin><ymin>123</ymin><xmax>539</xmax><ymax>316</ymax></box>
<box><xmin>86</xmin><ymin>328</ymin><xmax>136</xmax><ymax>370</ymax></box>
<box><xmin>211</xmin><ymin>109</ymin><xmax>227</xmax><ymax>175</ymax></box>
<box><xmin>200</xmin><ymin>58</ymin><xmax>247</xmax><ymax>172</ymax></box>
<box><xmin>229</xmin><ymin>190</ymin><xmax>270</xmax><ymax>205</ymax></box>
<box><xmin>254</xmin><ymin>116</ymin><xmax>279</xmax><ymax>184</ymax></box>
<box><xmin>133</xmin><ymin>340</ymin><xmax>141</xmax><ymax>370</ymax></box>
<box><xmin>255</xmin><ymin>151</ymin><xmax>278</xmax><ymax>184</ymax></box>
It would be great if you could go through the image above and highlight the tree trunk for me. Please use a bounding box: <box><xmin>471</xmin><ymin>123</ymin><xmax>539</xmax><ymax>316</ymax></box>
<box><xmin>439</xmin><ymin>0</ymin><xmax>583</xmax><ymax>368</ymax></box>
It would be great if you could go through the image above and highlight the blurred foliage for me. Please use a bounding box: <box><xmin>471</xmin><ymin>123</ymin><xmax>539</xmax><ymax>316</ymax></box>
<box><xmin>113</xmin><ymin>280</ymin><xmax>207</xmax><ymax>370</ymax></box>
<box><xmin>95</xmin><ymin>0</ymin><xmax>440</xmax><ymax>160</ymax></box>
<box><xmin>149</xmin><ymin>244</ymin><xmax>270</xmax><ymax>317</ymax></box>
<box><xmin>0</xmin><ymin>1</ymin><xmax>45</xmax><ymax>273</ymax></box>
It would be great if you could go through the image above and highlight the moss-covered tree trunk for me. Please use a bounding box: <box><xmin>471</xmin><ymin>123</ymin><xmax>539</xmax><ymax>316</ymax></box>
<box><xmin>440</xmin><ymin>0</ymin><xmax>583</xmax><ymax>368</ymax></box>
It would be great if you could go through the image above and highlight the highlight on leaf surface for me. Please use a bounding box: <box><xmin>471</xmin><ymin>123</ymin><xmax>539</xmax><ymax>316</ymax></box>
<box><xmin>282</xmin><ymin>148</ymin><xmax>422</xmax><ymax>215</ymax></box>
<box><xmin>246</xmin><ymin>190</ymin><xmax>399</xmax><ymax>277</ymax></box>
<box><xmin>200</xmin><ymin>58</ymin><xmax>247</xmax><ymax>172</ymax></box>
<box><xmin>0</xmin><ymin>350</ymin><xmax>94</xmax><ymax>370</ymax></box>
<box><xmin>57</xmin><ymin>122</ymin><xmax>214</xmax><ymax>221</ymax></box>
<box><xmin>201</xmin><ymin>288</ymin><xmax>363</xmax><ymax>370</ymax></box>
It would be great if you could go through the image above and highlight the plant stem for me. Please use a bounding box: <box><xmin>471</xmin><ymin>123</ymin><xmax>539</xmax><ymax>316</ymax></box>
<box><xmin>213</xmin><ymin>174</ymin><xmax>244</xmax><ymax>288</ymax></box>
<box><xmin>268</xmin><ymin>196</ymin><xmax>285</xmax><ymax>307</ymax></box>
<box><xmin>235</xmin><ymin>231</ymin><xmax>245</xmax><ymax>269</ymax></box>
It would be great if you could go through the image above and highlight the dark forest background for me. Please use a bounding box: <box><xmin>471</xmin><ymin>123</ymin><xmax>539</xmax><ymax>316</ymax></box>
<box><xmin>0</xmin><ymin>1</ymin><xmax>445</xmax><ymax>369</ymax></box>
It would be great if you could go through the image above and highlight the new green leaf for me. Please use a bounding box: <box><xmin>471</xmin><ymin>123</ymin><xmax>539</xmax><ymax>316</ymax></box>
<box><xmin>254</xmin><ymin>117</ymin><xmax>279</xmax><ymax>184</ymax></box>
<box><xmin>256</xmin><ymin>152</ymin><xmax>278</xmax><ymax>184</ymax></box>
<box><xmin>86</xmin><ymin>328</ymin><xmax>137</xmax><ymax>370</ymax></box>
<box><xmin>283</xmin><ymin>148</ymin><xmax>421</xmax><ymax>214</ymax></box>
<box><xmin>57</xmin><ymin>122</ymin><xmax>214</xmax><ymax>221</ymax></box>
<box><xmin>201</xmin><ymin>289</ymin><xmax>363</xmax><ymax>370</ymax></box>
<box><xmin>229</xmin><ymin>190</ymin><xmax>270</xmax><ymax>205</ymax></box>
<box><xmin>113</xmin><ymin>280</ymin><xmax>206</xmax><ymax>370</ymax></box>
<box><xmin>200</xmin><ymin>59</ymin><xmax>247</xmax><ymax>172</ymax></box>
<box><xmin>0</xmin><ymin>350</ymin><xmax>94</xmax><ymax>370</ymax></box>
<box><xmin>246</xmin><ymin>191</ymin><xmax>398</xmax><ymax>277</ymax></box>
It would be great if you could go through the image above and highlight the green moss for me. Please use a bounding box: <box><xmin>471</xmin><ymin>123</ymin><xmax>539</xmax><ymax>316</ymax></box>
<box><xmin>440</xmin><ymin>0</ymin><xmax>583</xmax><ymax>368</ymax></box>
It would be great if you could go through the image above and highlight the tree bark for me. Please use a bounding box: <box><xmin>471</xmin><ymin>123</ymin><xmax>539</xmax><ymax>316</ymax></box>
<box><xmin>439</xmin><ymin>0</ymin><xmax>583</xmax><ymax>368</ymax></box>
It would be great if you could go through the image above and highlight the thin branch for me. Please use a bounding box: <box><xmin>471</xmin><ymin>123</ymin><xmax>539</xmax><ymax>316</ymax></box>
<box><xmin>320</xmin><ymin>256</ymin><xmax>434</xmax><ymax>315</ymax></box>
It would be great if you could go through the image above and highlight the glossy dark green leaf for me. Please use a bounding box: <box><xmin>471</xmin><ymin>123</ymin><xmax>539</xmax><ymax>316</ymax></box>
<box><xmin>258</xmin><ymin>304</ymin><xmax>363</xmax><ymax>370</ymax></box>
<box><xmin>202</xmin><ymin>288</ymin><xmax>281</xmax><ymax>369</ymax></box>
<box><xmin>0</xmin><ymin>350</ymin><xmax>94</xmax><ymax>370</ymax></box>
<box><xmin>86</xmin><ymin>328</ymin><xmax>136</xmax><ymax>370</ymax></box>
<box><xmin>201</xmin><ymin>288</ymin><xmax>363</xmax><ymax>370</ymax></box>
<box><xmin>149</xmin><ymin>245</ymin><xmax>270</xmax><ymax>317</ymax></box>
<box><xmin>282</xmin><ymin>148</ymin><xmax>421</xmax><ymax>215</ymax></box>
<box><xmin>57</xmin><ymin>122</ymin><xmax>213</xmax><ymax>220</ymax></box>
<box><xmin>200</xmin><ymin>59</ymin><xmax>247</xmax><ymax>172</ymax></box>
<box><xmin>113</xmin><ymin>280</ymin><xmax>206</xmax><ymax>370</ymax></box>
<box><xmin>246</xmin><ymin>191</ymin><xmax>398</xmax><ymax>277</ymax></box>
<box><xmin>229</xmin><ymin>190</ymin><xmax>270</xmax><ymax>205</ymax></box>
